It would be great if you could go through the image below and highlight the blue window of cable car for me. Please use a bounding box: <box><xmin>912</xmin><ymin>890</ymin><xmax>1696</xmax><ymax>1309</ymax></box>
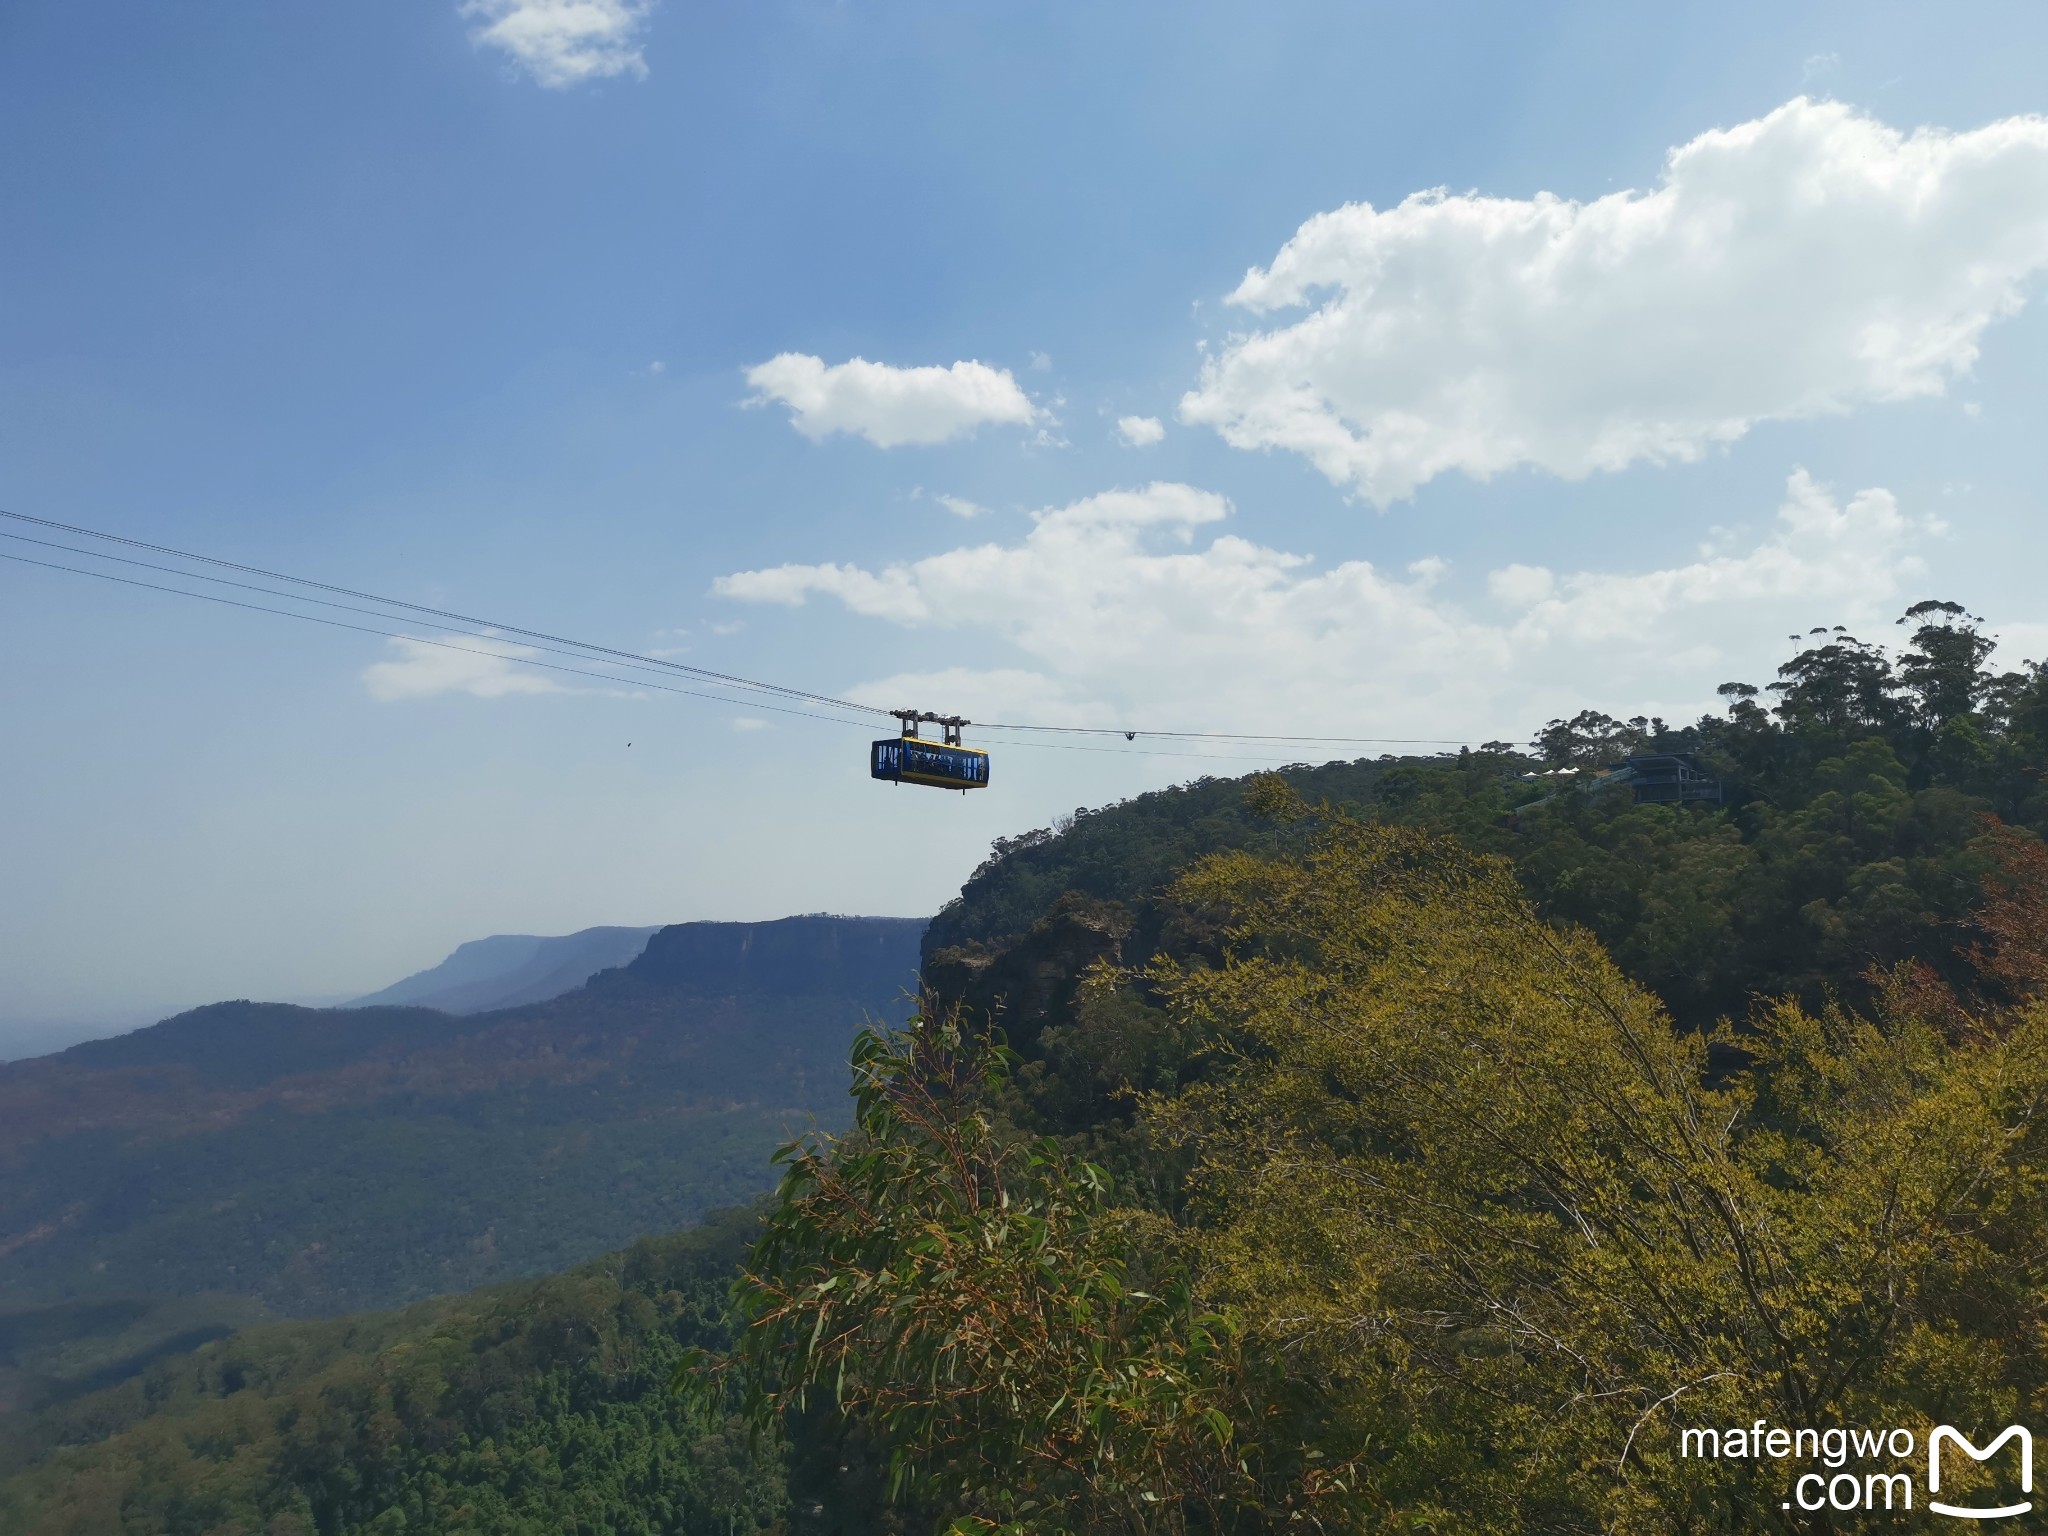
<box><xmin>871</xmin><ymin>736</ymin><xmax>990</xmax><ymax>790</ymax></box>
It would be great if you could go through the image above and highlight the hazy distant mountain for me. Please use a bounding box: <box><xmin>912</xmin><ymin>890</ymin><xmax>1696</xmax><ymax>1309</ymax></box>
<box><xmin>0</xmin><ymin>1020</ymin><xmax>120</xmax><ymax>1065</ymax></box>
<box><xmin>0</xmin><ymin>996</ymin><xmax>359</xmax><ymax>1065</ymax></box>
<box><xmin>0</xmin><ymin>914</ymin><xmax>926</xmax><ymax>1318</ymax></box>
<box><xmin>346</xmin><ymin>924</ymin><xmax>663</xmax><ymax>1014</ymax></box>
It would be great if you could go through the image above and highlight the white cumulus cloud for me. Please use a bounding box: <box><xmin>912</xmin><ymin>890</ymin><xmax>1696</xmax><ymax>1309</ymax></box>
<box><xmin>743</xmin><ymin>354</ymin><xmax>1040</xmax><ymax>447</ymax></box>
<box><xmin>462</xmin><ymin>0</ymin><xmax>652</xmax><ymax>89</ymax></box>
<box><xmin>1485</xmin><ymin>471</ymin><xmax>1925</xmax><ymax>645</ymax></box>
<box><xmin>362</xmin><ymin>636</ymin><xmax>570</xmax><ymax>701</ymax></box>
<box><xmin>1117</xmin><ymin>415</ymin><xmax>1167</xmax><ymax>446</ymax></box>
<box><xmin>713</xmin><ymin>473</ymin><xmax>1934</xmax><ymax>743</ymax></box>
<box><xmin>1180</xmin><ymin>97</ymin><xmax>2048</xmax><ymax>505</ymax></box>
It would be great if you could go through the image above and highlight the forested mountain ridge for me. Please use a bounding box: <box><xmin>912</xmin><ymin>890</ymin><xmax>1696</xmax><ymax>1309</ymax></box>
<box><xmin>929</xmin><ymin>602</ymin><xmax>2048</xmax><ymax>1027</ymax></box>
<box><xmin>345</xmin><ymin>924</ymin><xmax>662</xmax><ymax>1014</ymax></box>
<box><xmin>0</xmin><ymin>916</ymin><xmax>925</xmax><ymax>1319</ymax></box>
<box><xmin>923</xmin><ymin>758</ymin><xmax>1394</xmax><ymax>956</ymax></box>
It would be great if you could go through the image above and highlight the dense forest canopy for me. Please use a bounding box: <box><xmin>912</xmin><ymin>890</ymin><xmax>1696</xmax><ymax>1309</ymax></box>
<box><xmin>0</xmin><ymin>1213</ymin><xmax>790</xmax><ymax>1536</ymax></box>
<box><xmin>1438</xmin><ymin>600</ymin><xmax>2045</xmax><ymax>1022</ymax></box>
<box><xmin>723</xmin><ymin>799</ymin><xmax>2048</xmax><ymax>1533</ymax></box>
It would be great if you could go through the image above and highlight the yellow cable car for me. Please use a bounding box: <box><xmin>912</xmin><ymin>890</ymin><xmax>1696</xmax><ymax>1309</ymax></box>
<box><xmin>871</xmin><ymin>711</ymin><xmax>989</xmax><ymax>792</ymax></box>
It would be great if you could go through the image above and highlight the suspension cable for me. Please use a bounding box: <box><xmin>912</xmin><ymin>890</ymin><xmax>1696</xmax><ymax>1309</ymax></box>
<box><xmin>0</xmin><ymin>509</ymin><xmax>1482</xmax><ymax>752</ymax></box>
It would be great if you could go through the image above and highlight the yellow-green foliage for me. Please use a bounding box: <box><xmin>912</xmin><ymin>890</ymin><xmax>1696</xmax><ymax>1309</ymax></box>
<box><xmin>708</xmin><ymin>1018</ymin><xmax>1278</xmax><ymax>1535</ymax></box>
<box><xmin>735</xmin><ymin>789</ymin><xmax>2048</xmax><ymax>1533</ymax></box>
<box><xmin>1149</xmin><ymin>795</ymin><xmax>2048</xmax><ymax>1531</ymax></box>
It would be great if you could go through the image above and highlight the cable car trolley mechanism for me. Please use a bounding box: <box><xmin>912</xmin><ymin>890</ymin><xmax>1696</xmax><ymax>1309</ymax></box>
<box><xmin>871</xmin><ymin>710</ymin><xmax>990</xmax><ymax>793</ymax></box>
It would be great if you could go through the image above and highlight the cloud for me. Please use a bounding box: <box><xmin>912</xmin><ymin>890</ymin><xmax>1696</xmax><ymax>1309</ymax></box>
<box><xmin>714</xmin><ymin>473</ymin><xmax>1932</xmax><ymax>741</ymax></box>
<box><xmin>741</xmin><ymin>360</ymin><xmax>1040</xmax><ymax>454</ymax></box>
<box><xmin>461</xmin><ymin>0</ymin><xmax>653</xmax><ymax>88</ymax></box>
<box><xmin>743</xmin><ymin>354</ymin><xmax>1039</xmax><ymax>447</ymax></box>
<box><xmin>1487</xmin><ymin>563</ymin><xmax>1556</xmax><ymax>607</ymax></box>
<box><xmin>715</xmin><ymin>561</ymin><xmax>931</xmax><ymax>620</ymax></box>
<box><xmin>1486</xmin><ymin>471</ymin><xmax>1925</xmax><ymax>643</ymax></box>
<box><xmin>362</xmin><ymin>636</ymin><xmax>570</xmax><ymax>701</ymax></box>
<box><xmin>1117</xmin><ymin>415</ymin><xmax>1167</xmax><ymax>447</ymax></box>
<box><xmin>935</xmin><ymin>494</ymin><xmax>988</xmax><ymax>519</ymax></box>
<box><xmin>1180</xmin><ymin>97</ymin><xmax>2048</xmax><ymax>505</ymax></box>
<box><xmin>1993</xmin><ymin>621</ymin><xmax>2048</xmax><ymax>667</ymax></box>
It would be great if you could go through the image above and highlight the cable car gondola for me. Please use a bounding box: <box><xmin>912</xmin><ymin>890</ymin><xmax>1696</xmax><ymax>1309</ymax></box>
<box><xmin>871</xmin><ymin>710</ymin><xmax>989</xmax><ymax>792</ymax></box>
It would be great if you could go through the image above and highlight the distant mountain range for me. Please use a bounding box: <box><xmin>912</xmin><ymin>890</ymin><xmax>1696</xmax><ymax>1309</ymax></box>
<box><xmin>0</xmin><ymin>926</ymin><xmax>657</xmax><ymax>1063</ymax></box>
<box><xmin>0</xmin><ymin>915</ymin><xmax>926</xmax><ymax>1320</ymax></box>
<box><xmin>346</xmin><ymin>924</ymin><xmax>663</xmax><ymax>1014</ymax></box>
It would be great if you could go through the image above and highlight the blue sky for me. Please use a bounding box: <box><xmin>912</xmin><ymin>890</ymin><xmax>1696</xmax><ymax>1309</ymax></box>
<box><xmin>5</xmin><ymin>1</ymin><xmax>2048</xmax><ymax>1041</ymax></box>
